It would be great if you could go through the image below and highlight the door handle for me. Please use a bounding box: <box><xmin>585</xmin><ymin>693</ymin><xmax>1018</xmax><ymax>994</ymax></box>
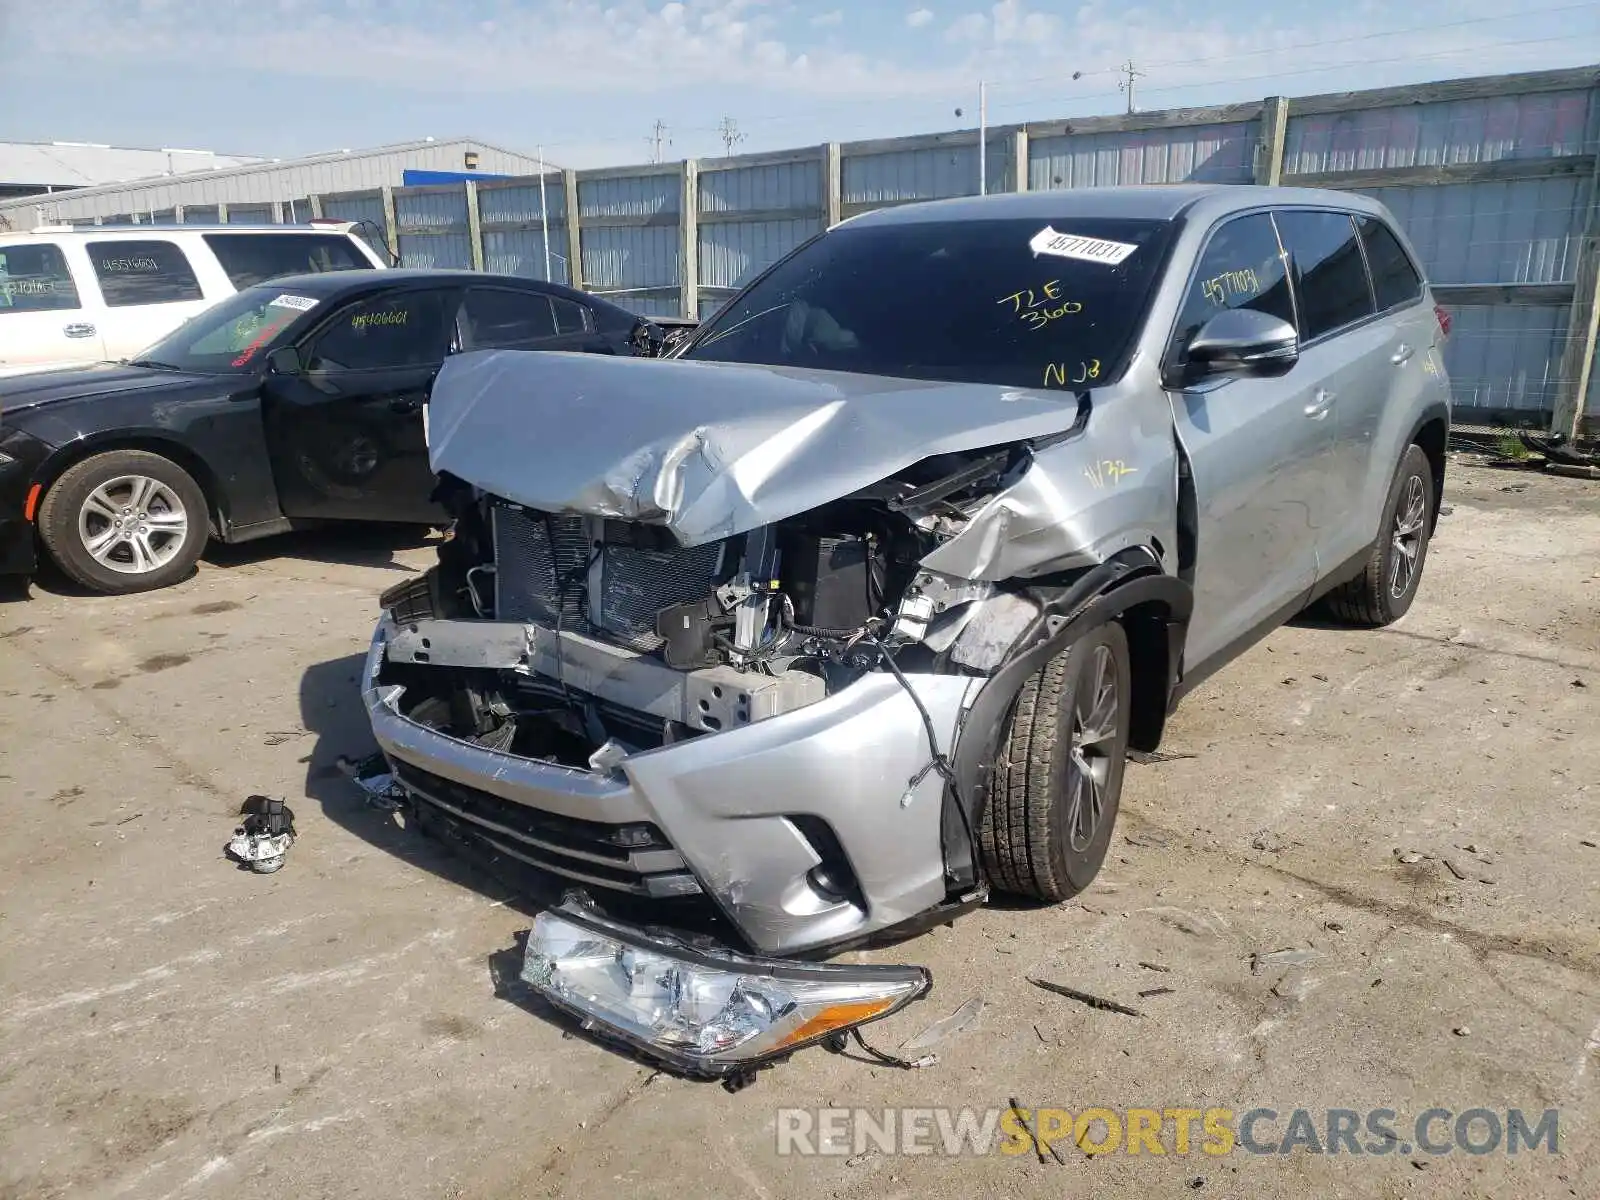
<box><xmin>389</xmin><ymin>398</ymin><xmax>421</xmax><ymax>414</ymax></box>
<box><xmin>63</xmin><ymin>322</ymin><xmax>97</xmax><ymax>338</ymax></box>
<box><xmin>1391</xmin><ymin>343</ymin><xmax>1413</xmax><ymax>365</ymax></box>
<box><xmin>1304</xmin><ymin>389</ymin><xmax>1334</xmax><ymax>419</ymax></box>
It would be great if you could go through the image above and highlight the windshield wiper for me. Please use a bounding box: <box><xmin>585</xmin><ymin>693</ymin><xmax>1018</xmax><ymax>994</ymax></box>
<box><xmin>122</xmin><ymin>357</ymin><xmax>181</xmax><ymax>371</ymax></box>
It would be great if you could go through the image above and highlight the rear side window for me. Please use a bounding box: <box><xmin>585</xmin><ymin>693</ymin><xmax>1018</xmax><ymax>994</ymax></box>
<box><xmin>307</xmin><ymin>290</ymin><xmax>451</xmax><ymax>371</ymax></box>
<box><xmin>0</xmin><ymin>244</ymin><xmax>80</xmax><ymax>312</ymax></box>
<box><xmin>552</xmin><ymin>295</ymin><xmax>588</xmax><ymax>335</ymax></box>
<box><xmin>1173</xmin><ymin>213</ymin><xmax>1296</xmax><ymax>352</ymax></box>
<box><xmin>1273</xmin><ymin>211</ymin><xmax>1375</xmax><ymax>339</ymax></box>
<box><xmin>1356</xmin><ymin>217</ymin><xmax>1424</xmax><ymax>311</ymax></box>
<box><xmin>203</xmin><ymin>232</ymin><xmax>371</xmax><ymax>288</ymax></box>
<box><xmin>461</xmin><ymin>288</ymin><xmax>557</xmax><ymax>347</ymax></box>
<box><xmin>88</xmin><ymin>240</ymin><xmax>204</xmax><ymax>307</ymax></box>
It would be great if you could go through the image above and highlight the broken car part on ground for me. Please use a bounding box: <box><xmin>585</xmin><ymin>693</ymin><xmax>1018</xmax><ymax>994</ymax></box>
<box><xmin>357</xmin><ymin>186</ymin><xmax>1450</xmax><ymax>1077</ymax></box>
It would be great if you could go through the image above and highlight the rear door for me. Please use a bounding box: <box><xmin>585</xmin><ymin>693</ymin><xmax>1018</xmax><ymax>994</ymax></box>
<box><xmin>1271</xmin><ymin>209</ymin><xmax>1387</xmax><ymax>577</ymax></box>
<box><xmin>262</xmin><ymin>286</ymin><xmax>459</xmax><ymax>524</ymax></box>
<box><xmin>1322</xmin><ymin>215</ymin><xmax>1444</xmax><ymax>572</ymax></box>
<box><xmin>0</xmin><ymin>239</ymin><xmax>106</xmax><ymax>373</ymax></box>
<box><xmin>82</xmin><ymin>237</ymin><xmax>213</xmax><ymax>359</ymax></box>
<box><xmin>457</xmin><ymin>285</ymin><xmax>608</xmax><ymax>354</ymax></box>
<box><xmin>1165</xmin><ymin>211</ymin><xmax>1334</xmax><ymax>670</ymax></box>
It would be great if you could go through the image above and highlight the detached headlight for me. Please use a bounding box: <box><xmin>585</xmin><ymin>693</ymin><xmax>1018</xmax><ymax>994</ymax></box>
<box><xmin>521</xmin><ymin>899</ymin><xmax>930</xmax><ymax>1077</ymax></box>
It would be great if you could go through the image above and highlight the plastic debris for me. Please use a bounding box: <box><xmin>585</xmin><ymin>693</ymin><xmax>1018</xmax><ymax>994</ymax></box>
<box><xmin>1250</xmin><ymin>948</ymin><xmax>1321</xmax><ymax>976</ymax></box>
<box><xmin>226</xmin><ymin>796</ymin><xmax>296</xmax><ymax>874</ymax></box>
<box><xmin>338</xmin><ymin>753</ymin><xmax>405</xmax><ymax>810</ymax></box>
<box><xmin>900</xmin><ymin>996</ymin><xmax>984</xmax><ymax>1051</ymax></box>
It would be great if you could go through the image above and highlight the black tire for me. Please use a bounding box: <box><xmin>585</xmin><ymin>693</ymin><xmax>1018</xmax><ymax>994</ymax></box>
<box><xmin>1322</xmin><ymin>443</ymin><xmax>1434</xmax><ymax>627</ymax></box>
<box><xmin>37</xmin><ymin>449</ymin><xmax>208</xmax><ymax>595</ymax></box>
<box><xmin>980</xmin><ymin>621</ymin><xmax>1132</xmax><ymax>902</ymax></box>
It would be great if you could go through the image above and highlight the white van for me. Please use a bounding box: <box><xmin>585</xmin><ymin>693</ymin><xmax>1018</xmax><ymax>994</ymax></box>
<box><xmin>0</xmin><ymin>222</ymin><xmax>389</xmax><ymax>377</ymax></box>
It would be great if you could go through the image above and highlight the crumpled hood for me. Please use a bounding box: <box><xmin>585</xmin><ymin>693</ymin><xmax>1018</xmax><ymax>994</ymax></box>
<box><xmin>426</xmin><ymin>350</ymin><xmax>1083</xmax><ymax>545</ymax></box>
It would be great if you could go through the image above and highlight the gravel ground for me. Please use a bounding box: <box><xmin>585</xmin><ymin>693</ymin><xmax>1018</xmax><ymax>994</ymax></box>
<box><xmin>1</xmin><ymin>456</ymin><xmax>1596</xmax><ymax>1200</ymax></box>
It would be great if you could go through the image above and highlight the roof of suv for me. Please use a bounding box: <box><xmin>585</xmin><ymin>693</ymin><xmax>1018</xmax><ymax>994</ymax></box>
<box><xmin>16</xmin><ymin>223</ymin><xmax>366</xmax><ymax>237</ymax></box>
<box><xmin>843</xmin><ymin>184</ymin><xmax>1389</xmax><ymax>228</ymax></box>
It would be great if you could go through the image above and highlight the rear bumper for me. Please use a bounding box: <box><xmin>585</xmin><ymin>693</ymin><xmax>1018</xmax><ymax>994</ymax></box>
<box><xmin>360</xmin><ymin>617</ymin><xmax>975</xmax><ymax>957</ymax></box>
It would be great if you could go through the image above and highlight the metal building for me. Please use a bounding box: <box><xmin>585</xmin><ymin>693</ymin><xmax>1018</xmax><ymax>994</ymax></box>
<box><xmin>0</xmin><ymin>138</ymin><xmax>559</xmax><ymax>228</ymax></box>
<box><xmin>0</xmin><ymin>141</ymin><xmax>267</xmax><ymax>201</ymax></box>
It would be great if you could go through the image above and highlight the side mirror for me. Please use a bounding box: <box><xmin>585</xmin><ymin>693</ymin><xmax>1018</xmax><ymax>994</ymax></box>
<box><xmin>265</xmin><ymin>346</ymin><xmax>303</xmax><ymax>375</ymax></box>
<box><xmin>1184</xmin><ymin>309</ymin><xmax>1298</xmax><ymax>380</ymax></box>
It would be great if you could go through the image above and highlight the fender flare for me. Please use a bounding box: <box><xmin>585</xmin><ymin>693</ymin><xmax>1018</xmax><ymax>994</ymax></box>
<box><xmin>942</xmin><ymin>553</ymin><xmax>1193</xmax><ymax>888</ymax></box>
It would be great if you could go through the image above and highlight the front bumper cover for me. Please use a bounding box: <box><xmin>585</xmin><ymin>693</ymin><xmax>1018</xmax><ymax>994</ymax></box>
<box><xmin>361</xmin><ymin>617</ymin><xmax>975</xmax><ymax>956</ymax></box>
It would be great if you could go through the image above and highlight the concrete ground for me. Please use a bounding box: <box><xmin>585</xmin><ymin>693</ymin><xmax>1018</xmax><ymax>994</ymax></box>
<box><xmin>1</xmin><ymin>457</ymin><xmax>1596</xmax><ymax>1200</ymax></box>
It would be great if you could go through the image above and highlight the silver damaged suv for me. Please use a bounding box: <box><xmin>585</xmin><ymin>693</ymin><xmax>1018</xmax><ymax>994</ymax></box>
<box><xmin>360</xmin><ymin>185</ymin><xmax>1451</xmax><ymax>1077</ymax></box>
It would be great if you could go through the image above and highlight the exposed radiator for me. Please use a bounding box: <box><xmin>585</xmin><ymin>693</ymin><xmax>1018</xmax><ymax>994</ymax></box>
<box><xmin>491</xmin><ymin>506</ymin><xmax>726</xmax><ymax>654</ymax></box>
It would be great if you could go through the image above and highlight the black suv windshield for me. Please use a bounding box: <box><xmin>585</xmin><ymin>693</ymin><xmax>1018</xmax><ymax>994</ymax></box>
<box><xmin>682</xmin><ymin>215</ymin><xmax>1174</xmax><ymax>390</ymax></box>
<box><xmin>130</xmin><ymin>285</ymin><xmax>326</xmax><ymax>373</ymax></box>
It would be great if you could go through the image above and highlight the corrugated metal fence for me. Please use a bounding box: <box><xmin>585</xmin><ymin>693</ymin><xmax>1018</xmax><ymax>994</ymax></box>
<box><xmin>55</xmin><ymin>65</ymin><xmax>1600</xmax><ymax>435</ymax></box>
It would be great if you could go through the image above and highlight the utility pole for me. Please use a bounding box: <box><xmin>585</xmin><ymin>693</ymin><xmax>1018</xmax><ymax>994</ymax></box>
<box><xmin>647</xmin><ymin>120</ymin><xmax>670</xmax><ymax>164</ymax></box>
<box><xmin>1117</xmin><ymin>60</ymin><xmax>1145</xmax><ymax>113</ymax></box>
<box><xmin>978</xmin><ymin>79</ymin><xmax>988</xmax><ymax>196</ymax></box>
<box><xmin>718</xmin><ymin>116</ymin><xmax>745</xmax><ymax>158</ymax></box>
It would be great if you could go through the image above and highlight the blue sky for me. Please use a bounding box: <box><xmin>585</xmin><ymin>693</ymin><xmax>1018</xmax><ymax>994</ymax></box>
<box><xmin>3</xmin><ymin>0</ymin><xmax>1598</xmax><ymax>169</ymax></box>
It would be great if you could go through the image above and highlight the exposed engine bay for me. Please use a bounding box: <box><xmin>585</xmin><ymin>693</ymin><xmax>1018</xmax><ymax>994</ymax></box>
<box><xmin>376</xmin><ymin>438</ymin><xmax>1057</xmax><ymax>771</ymax></box>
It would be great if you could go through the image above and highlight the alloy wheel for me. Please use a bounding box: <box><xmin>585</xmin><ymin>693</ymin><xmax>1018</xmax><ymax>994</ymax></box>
<box><xmin>1388</xmin><ymin>473</ymin><xmax>1427</xmax><ymax>599</ymax></box>
<box><xmin>76</xmin><ymin>474</ymin><xmax>190</xmax><ymax>575</ymax></box>
<box><xmin>1065</xmin><ymin>643</ymin><xmax>1119</xmax><ymax>853</ymax></box>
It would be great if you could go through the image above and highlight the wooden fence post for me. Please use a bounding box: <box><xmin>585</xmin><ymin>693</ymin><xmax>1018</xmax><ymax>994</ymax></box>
<box><xmin>1255</xmin><ymin>96</ymin><xmax>1290</xmax><ymax>185</ymax></box>
<box><xmin>563</xmin><ymin>169</ymin><xmax>583</xmax><ymax>289</ymax></box>
<box><xmin>681</xmin><ymin>159</ymin><xmax>700</xmax><ymax>319</ymax></box>
<box><xmin>464</xmin><ymin>180</ymin><xmax>485</xmax><ymax>271</ymax></box>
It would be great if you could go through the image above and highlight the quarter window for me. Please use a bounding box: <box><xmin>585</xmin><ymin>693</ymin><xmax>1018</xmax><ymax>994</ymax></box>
<box><xmin>307</xmin><ymin>291</ymin><xmax>452</xmax><ymax>371</ymax></box>
<box><xmin>0</xmin><ymin>244</ymin><xmax>80</xmax><ymax>313</ymax></box>
<box><xmin>1356</xmin><ymin>217</ymin><xmax>1424</xmax><ymax>312</ymax></box>
<box><xmin>87</xmin><ymin>240</ymin><xmax>204</xmax><ymax>307</ymax></box>
<box><xmin>551</xmin><ymin>295</ymin><xmax>588</xmax><ymax>335</ymax></box>
<box><xmin>1273</xmin><ymin>211</ymin><xmax>1376</xmax><ymax>340</ymax></box>
<box><xmin>1173</xmin><ymin>213</ymin><xmax>1296</xmax><ymax>353</ymax></box>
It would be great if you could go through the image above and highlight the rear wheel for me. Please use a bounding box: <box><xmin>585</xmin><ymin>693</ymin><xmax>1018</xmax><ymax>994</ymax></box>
<box><xmin>1323</xmin><ymin>443</ymin><xmax>1434</xmax><ymax>627</ymax></box>
<box><xmin>37</xmin><ymin>449</ymin><xmax>208</xmax><ymax>595</ymax></box>
<box><xmin>980</xmin><ymin>621</ymin><xmax>1131</xmax><ymax>902</ymax></box>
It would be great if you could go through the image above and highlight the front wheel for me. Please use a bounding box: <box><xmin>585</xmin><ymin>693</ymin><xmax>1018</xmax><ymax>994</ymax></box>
<box><xmin>980</xmin><ymin>621</ymin><xmax>1132</xmax><ymax>902</ymax></box>
<box><xmin>37</xmin><ymin>449</ymin><xmax>209</xmax><ymax>594</ymax></box>
<box><xmin>1323</xmin><ymin>443</ymin><xmax>1435</xmax><ymax>627</ymax></box>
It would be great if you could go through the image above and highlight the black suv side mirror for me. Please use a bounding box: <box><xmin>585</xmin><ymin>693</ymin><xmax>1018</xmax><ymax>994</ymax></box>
<box><xmin>265</xmin><ymin>346</ymin><xmax>303</xmax><ymax>375</ymax></box>
<box><xmin>1185</xmin><ymin>309</ymin><xmax>1298</xmax><ymax>380</ymax></box>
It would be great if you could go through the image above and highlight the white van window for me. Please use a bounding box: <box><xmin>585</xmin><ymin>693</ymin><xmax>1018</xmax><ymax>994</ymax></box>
<box><xmin>88</xmin><ymin>240</ymin><xmax>204</xmax><ymax>307</ymax></box>
<box><xmin>0</xmin><ymin>244</ymin><xmax>81</xmax><ymax>313</ymax></box>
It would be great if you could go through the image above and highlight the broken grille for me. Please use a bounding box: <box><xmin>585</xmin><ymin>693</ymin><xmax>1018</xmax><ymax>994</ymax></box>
<box><xmin>491</xmin><ymin>505</ymin><xmax>726</xmax><ymax>654</ymax></box>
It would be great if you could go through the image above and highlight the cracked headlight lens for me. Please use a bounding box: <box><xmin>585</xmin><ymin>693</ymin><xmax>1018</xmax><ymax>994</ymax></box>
<box><xmin>521</xmin><ymin>900</ymin><xmax>929</xmax><ymax>1073</ymax></box>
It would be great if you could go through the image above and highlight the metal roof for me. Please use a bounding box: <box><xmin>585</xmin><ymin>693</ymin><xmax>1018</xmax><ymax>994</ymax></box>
<box><xmin>0</xmin><ymin>138</ymin><xmax>563</xmax><ymax>215</ymax></box>
<box><xmin>0</xmin><ymin>141</ymin><xmax>264</xmax><ymax>188</ymax></box>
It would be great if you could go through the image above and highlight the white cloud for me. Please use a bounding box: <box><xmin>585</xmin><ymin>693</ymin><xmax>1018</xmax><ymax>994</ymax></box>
<box><xmin>906</xmin><ymin>8</ymin><xmax>934</xmax><ymax>28</ymax></box>
<box><xmin>8</xmin><ymin>0</ymin><xmax>1584</xmax><ymax>146</ymax></box>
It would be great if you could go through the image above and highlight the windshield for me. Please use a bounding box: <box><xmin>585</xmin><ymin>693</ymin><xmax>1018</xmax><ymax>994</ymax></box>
<box><xmin>682</xmin><ymin>215</ymin><xmax>1174</xmax><ymax>390</ymax></box>
<box><xmin>129</xmin><ymin>285</ymin><xmax>326</xmax><ymax>373</ymax></box>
